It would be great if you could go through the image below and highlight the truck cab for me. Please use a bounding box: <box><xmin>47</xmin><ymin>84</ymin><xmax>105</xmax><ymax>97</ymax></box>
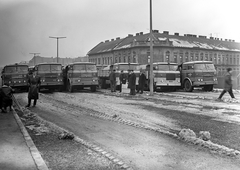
<box><xmin>179</xmin><ymin>61</ymin><xmax>218</xmax><ymax>92</ymax></box>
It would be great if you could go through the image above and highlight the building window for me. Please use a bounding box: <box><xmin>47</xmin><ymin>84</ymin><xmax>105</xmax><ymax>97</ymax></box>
<box><xmin>237</xmin><ymin>58</ymin><xmax>239</xmax><ymax>65</ymax></box>
<box><xmin>209</xmin><ymin>53</ymin><xmax>213</xmax><ymax>61</ymax></box>
<box><xmin>230</xmin><ymin>57</ymin><xmax>232</xmax><ymax>64</ymax></box>
<box><xmin>200</xmin><ymin>53</ymin><xmax>204</xmax><ymax>61</ymax></box>
<box><xmin>185</xmin><ymin>52</ymin><xmax>189</xmax><ymax>62</ymax></box>
<box><xmin>98</xmin><ymin>58</ymin><xmax>100</xmax><ymax>64</ymax></box>
<box><xmin>174</xmin><ymin>52</ymin><xmax>178</xmax><ymax>63</ymax></box>
<box><xmin>128</xmin><ymin>56</ymin><xmax>131</xmax><ymax>63</ymax></box>
<box><xmin>179</xmin><ymin>52</ymin><xmax>183</xmax><ymax>63</ymax></box>
<box><xmin>226</xmin><ymin>57</ymin><xmax>228</xmax><ymax>65</ymax></box>
<box><xmin>165</xmin><ymin>51</ymin><xmax>170</xmax><ymax>62</ymax></box>
<box><xmin>119</xmin><ymin>56</ymin><xmax>121</xmax><ymax>63</ymax></box>
<box><xmin>195</xmin><ymin>53</ymin><xmax>199</xmax><ymax>61</ymax></box>
<box><xmin>115</xmin><ymin>57</ymin><xmax>118</xmax><ymax>63</ymax></box>
<box><xmin>234</xmin><ymin>58</ymin><xmax>236</xmax><ymax>65</ymax></box>
<box><xmin>205</xmin><ymin>53</ymin><xmax>208</xmax><ymax>61</ymax></box>
<box><xmin>190</xmin><ymin>52</ymin><xmax>194</xmax><ymax>61</ymax></box>
<box><xmin>218</xmin><ymin>56</ymin><xmax>221</xmax><ymax>64</ymax></box>
<box><xmin>133</xmin><ymin>51</ymin><xmax>136</xmax><ymax>63</ymax></box>
<box><xmin>179</xmin><ymin>56</ymin><xmax>183</xmax><ymax>63</ymax></box>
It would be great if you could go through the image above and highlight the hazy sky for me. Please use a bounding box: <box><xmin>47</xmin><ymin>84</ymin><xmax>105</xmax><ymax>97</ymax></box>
<box><xmin>0</xmin><ymin>0</ymin><xmax>240</xmax><ymax>67</ymax></box>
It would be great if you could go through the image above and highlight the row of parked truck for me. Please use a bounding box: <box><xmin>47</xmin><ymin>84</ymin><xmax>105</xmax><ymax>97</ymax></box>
<box><xmin>1</xmin><ymin>61</ymin><xmax>218</xmax><ymax>93</ymax></box>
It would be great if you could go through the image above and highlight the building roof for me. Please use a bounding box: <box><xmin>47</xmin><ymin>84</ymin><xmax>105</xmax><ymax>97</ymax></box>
<box><xmin>87</xmin><ymin>31</ymin><xmax>240</xmax><ymax>55</ymax></box>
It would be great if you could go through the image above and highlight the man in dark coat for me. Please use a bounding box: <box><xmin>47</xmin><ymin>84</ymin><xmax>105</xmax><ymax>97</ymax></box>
<box><xmin>128</xmin><ymin>70</ymin><xmax>136</xmax><ymax>95</ymax></box>
<box><xmin>26</xmin><ymin>71</ymin><xmax>41</xmax><ymax>107</ymax></box>
<box><xmin>217</xmin><ymin>68</ymin><xmax>236</xmax><ymax>100</ymax></box>
<box><xmin>137</xmin><ymin>71</ymin><xmax>146</xmax><ymax>94</ymax></box>
<box><xmin>0</xmin><ymin>82</ymin><xmax>14</xmax><ymax>113</ymax></box>
<box><xmin>119</xmin><ymin>70</ymin><xmax>126</xmax><ymax>93</ymax></box>
<box><xmin>109</xmin><ymin>69</ymin><xmax>116</xmax><ymax>92</ymax></box>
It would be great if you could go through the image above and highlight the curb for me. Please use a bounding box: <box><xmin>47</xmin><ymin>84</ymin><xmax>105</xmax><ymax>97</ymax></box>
<box><xmin>13</xmin><ymin>109</ymin><xmax>49</xmax><ymax>170</ymax></box>
<box><xmin>20</xmin><ymin>107</ymin><xmax>132</xmax><ymax>170</ymax></box>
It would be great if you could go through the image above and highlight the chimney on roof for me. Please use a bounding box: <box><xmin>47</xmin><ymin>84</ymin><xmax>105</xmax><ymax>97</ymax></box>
<box><xmin>116</xmin><ymin>37</ymin><xmax>120</xmax><ymax>40</ymax></box>
<box><xmin>139</xmin><ymin>32</ymin><xmax>143</xmax><ymax>35</ymax></box>
<box><xmin>225</xmin><ymin>39</ymin><xmax>228</xmax><ymax>41</ymax></box>
<box><xmin>105</xmin><ymin>40</ymin><xmax>109</xmax><ymax>42</ymax></box>
<box><xmin>136</xmin><ymin>33</ymin><xmax>140</xmax><ymax>36</ymax></box>
<box><xmin>199</xmin><ymin>35</ymin><xmax>207</xmax><ymax>39</ymax></box>
<box><xmin>210</xmin><ymin>37</ymin><xmax>214</xmax><ymax>39</ymax></box>
<box><xmin>163</xmin><ymin>31</ymin><xmax>169</xmax><ymax>35</ymax></box>
<box><xmin>128</xmin><ymin>34</ymin><xmax>133</xmax><ymax>37</ymax></box>
<box><xmin>229</xmin><ymin>39</ymin><xmax>232</xmax><ymax>42</ymax></box>
<box><xmin>153</xmin><ymin>30</ymin><xmax>159</xmax><ymax>33</ymax></box>
<box><xmin>111</xmin><ymin>39</ymin><xmax>114</xmax><ymax>41</ymax></box>
<box><xmin>232</xmin><ymin>40</ymin><xmax>235</xmax><ymax>42</ymax></box>
<box><xmin>174</xmin><ymin>33</ymin><xmax>179</xmax><ymax>36</ymax></box>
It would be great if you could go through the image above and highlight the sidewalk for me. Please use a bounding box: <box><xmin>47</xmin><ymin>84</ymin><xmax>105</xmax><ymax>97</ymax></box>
<box><xmin>0</xmin><ymin>110</ymin><xmax>48</xmax><ymax>170</ymax></box>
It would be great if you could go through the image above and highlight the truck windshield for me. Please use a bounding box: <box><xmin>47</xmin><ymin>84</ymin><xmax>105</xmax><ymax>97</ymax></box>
<box><xmin>194</xmin><ymin>64</ymin><xmax>215</xmax><ymax>70</ymax></box>
<box><xmin>73</xmin><ymin>64</ymin><xmax>97</xmax><ymax>71</ymax></box>
<box><xmin>86</xmin><ymin>64</ymin><xmax>97</xmax><ymax>71</ymax></box>
<box><xmin>38</xmin><ymin>65</ymin><xmax>62</xmax><ymax>73</ymax></box>
<box><xmin>114</xmin><ymin>64</ymin><xmax>140</xmax><ymax>70</ymax></box>
<box><xmin>154</xmin><ymin>64</ymin><xmax>178</xmax><ymax>71</ymax></box>
<box><xmin>4</xmin><ymin>66</ymin><xmax>28</xmax><ymax>73</ymax></box>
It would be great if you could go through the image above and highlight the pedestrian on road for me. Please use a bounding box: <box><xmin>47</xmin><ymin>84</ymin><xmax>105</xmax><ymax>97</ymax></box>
<box><xmin>26</xmin><ymin>71</ymin><xmax>41</xmax><ymax>107</ymax></box>
<box><xmin>217</xmin><ymin>68</ymin><xmax>236</xmax><ymax>100</ymax></box>
<box><xmin>109</xmin><ymin>69</ymin><xmax>116</xmax><ymax>92</ymax></box>
<box><xmin>0</xmin><ymin>82</ymin><xmax>14</xmax><ymax>113</ymax></box>
<box><xmin>119</xmin><ymin>70</ymin><xmax>126</xmax><ymax>93</ymax></box>
<box><xmin>128</xmin><ymin>70</ymin><xmax>136</xmax><ymax>95</ymax></box>
<box><xmin>137</xmin><ymin>70</ymin><xmax>146</xmax><ymax>94</ymax></box>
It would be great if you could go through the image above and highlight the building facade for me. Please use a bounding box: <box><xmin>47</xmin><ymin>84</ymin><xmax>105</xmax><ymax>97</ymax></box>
<box><xmin>87</xmin><ymin>30</ymin><xmax>240</xmax><ymax>89</ymax></box>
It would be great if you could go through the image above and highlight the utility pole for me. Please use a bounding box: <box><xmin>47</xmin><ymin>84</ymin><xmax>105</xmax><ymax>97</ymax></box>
<box><xmin>29</xmin><ymin>53</ymin><xmax>40</xmax><ymax>66</ymax></box>
<box><xmin>149</xmin><ymin>0</ymin><xmax>154</xmax><ymax>96</ymax></box>
<box><xmin>49</xmin><ymin>36</ymin><xmax>66</xmax><ymax>63</ymax></box>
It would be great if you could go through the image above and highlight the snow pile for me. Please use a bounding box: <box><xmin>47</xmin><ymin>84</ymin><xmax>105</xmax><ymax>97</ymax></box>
<box><xmin>58</xmin><ymin>132</ymin><xmax>74</xmax><ymax>140</ymax></box>
<box><xmin>178</xmin><ymin>128</ymin><xmax>240</xmax><ymax>157</ymax></box>
<box><xmin>199</xmin><ymin>131</ymin><xmax>211</xmax><ymax>141</ymax></box>
<box><xmin>179</xmin><ymin>129</ymin><xmax>196</xmax><ymax>140</ymax></box>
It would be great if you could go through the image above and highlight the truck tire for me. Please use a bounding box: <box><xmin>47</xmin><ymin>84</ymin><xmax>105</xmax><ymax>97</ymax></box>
<box><xmin>184</xmin><ymin>80</ymin><xmax>193</xmax><ymax>92</ymax></box>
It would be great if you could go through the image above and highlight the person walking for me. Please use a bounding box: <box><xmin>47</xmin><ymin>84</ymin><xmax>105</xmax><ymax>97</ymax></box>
<box><xmin>119</xmin><ymin>70</ymin><xmax>126</xmax><ymax>93</ymax></box>
<box><xmin>109</xmin><ymin>69</ymin><xmax>116</xmax><ymax>92</ymax></box>
<box><xmin>26</xmin><ymin>71</ymin><xmax>41</xmax><ymax>107</ymax></box>
<box><xmin>217</xmin><ymin>68</ymin><xmax>236</xmax><ymax>100</ymax></box>
<box><xmin>137</xmin><ymin>70</ymin><xmax>146</xmax><ymax>94</ymax></box>
<box><xmin>0</xmin><ymin>82</ymin><xmax>14</xmax><ymax>113</ymax></box>
<box><xmin>128</xmin><ymin>70</ymin><xmax>136</xmax><ymax>95</ymax></box>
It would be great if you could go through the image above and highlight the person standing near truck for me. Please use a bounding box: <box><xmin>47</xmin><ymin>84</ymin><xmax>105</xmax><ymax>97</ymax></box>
<box><xmin>25</xmin><ymin>71</ymin><xmax>41</xmax><ymax>107</ymax></box>
<box><xmin>128</xmin><ymin>70</ymin><xmax>136</xmax><ymax>95</ymax></box>
<box><xmin>109</xmin><ymin>69</ymin><xmax>116</xmax><ymax>92</ymax></box>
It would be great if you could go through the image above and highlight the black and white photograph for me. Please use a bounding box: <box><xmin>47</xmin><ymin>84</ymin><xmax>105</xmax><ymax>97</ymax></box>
<box><xmin>0</xmin><ymin>0</ymin><xmax>240</xmax><ymax>169</ymax></box>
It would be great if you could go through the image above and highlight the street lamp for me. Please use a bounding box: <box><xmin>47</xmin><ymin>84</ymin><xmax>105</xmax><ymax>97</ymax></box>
<box><xmin>29</xmin><ymin>53</ymin><xmax>40</xmax><ymax>66</ymax></box>
<box><xmin>49</xmin><ymin>36</ymin><xmax>66</xmax><ymax>63</ymax></box>
<box><xmin>149</xmin><ymin>0</ymin><xmax>154</xmax><ymax>95</ymax></box>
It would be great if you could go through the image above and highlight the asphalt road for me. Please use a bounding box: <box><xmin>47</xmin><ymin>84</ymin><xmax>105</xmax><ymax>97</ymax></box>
<box><xmin>15</xmin><ymin>90</ymin><xmax>240</xmax><ymax>170</ymax></box>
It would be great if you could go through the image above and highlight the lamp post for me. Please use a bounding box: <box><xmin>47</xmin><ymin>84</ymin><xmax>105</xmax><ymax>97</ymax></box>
<box><xmin>149</xmin><ymin>0</ymin><xmax>154</xmax><ymax>96</ymax></box>
<box><xmin>29</xmin><ymin>53</ymin><xmax>40</xmax><ymax>66</ymax></box>
<box><xmin>49</xmin><ymin>36</ymin><xmax>66</xmax><ymax>63</ymax></box>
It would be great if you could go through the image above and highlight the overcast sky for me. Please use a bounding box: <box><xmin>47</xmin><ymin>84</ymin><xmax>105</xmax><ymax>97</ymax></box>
<box><xmin>0</xmin><ymin>0</ymin><xmax>240</xmax><ymax>67</ymax></box>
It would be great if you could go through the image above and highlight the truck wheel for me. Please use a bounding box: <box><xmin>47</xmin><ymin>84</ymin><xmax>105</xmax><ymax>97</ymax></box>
<box><xmin>184</xmin><ymin>80</ymin><xmax>193</xmax><ymax>92</ymax></box>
